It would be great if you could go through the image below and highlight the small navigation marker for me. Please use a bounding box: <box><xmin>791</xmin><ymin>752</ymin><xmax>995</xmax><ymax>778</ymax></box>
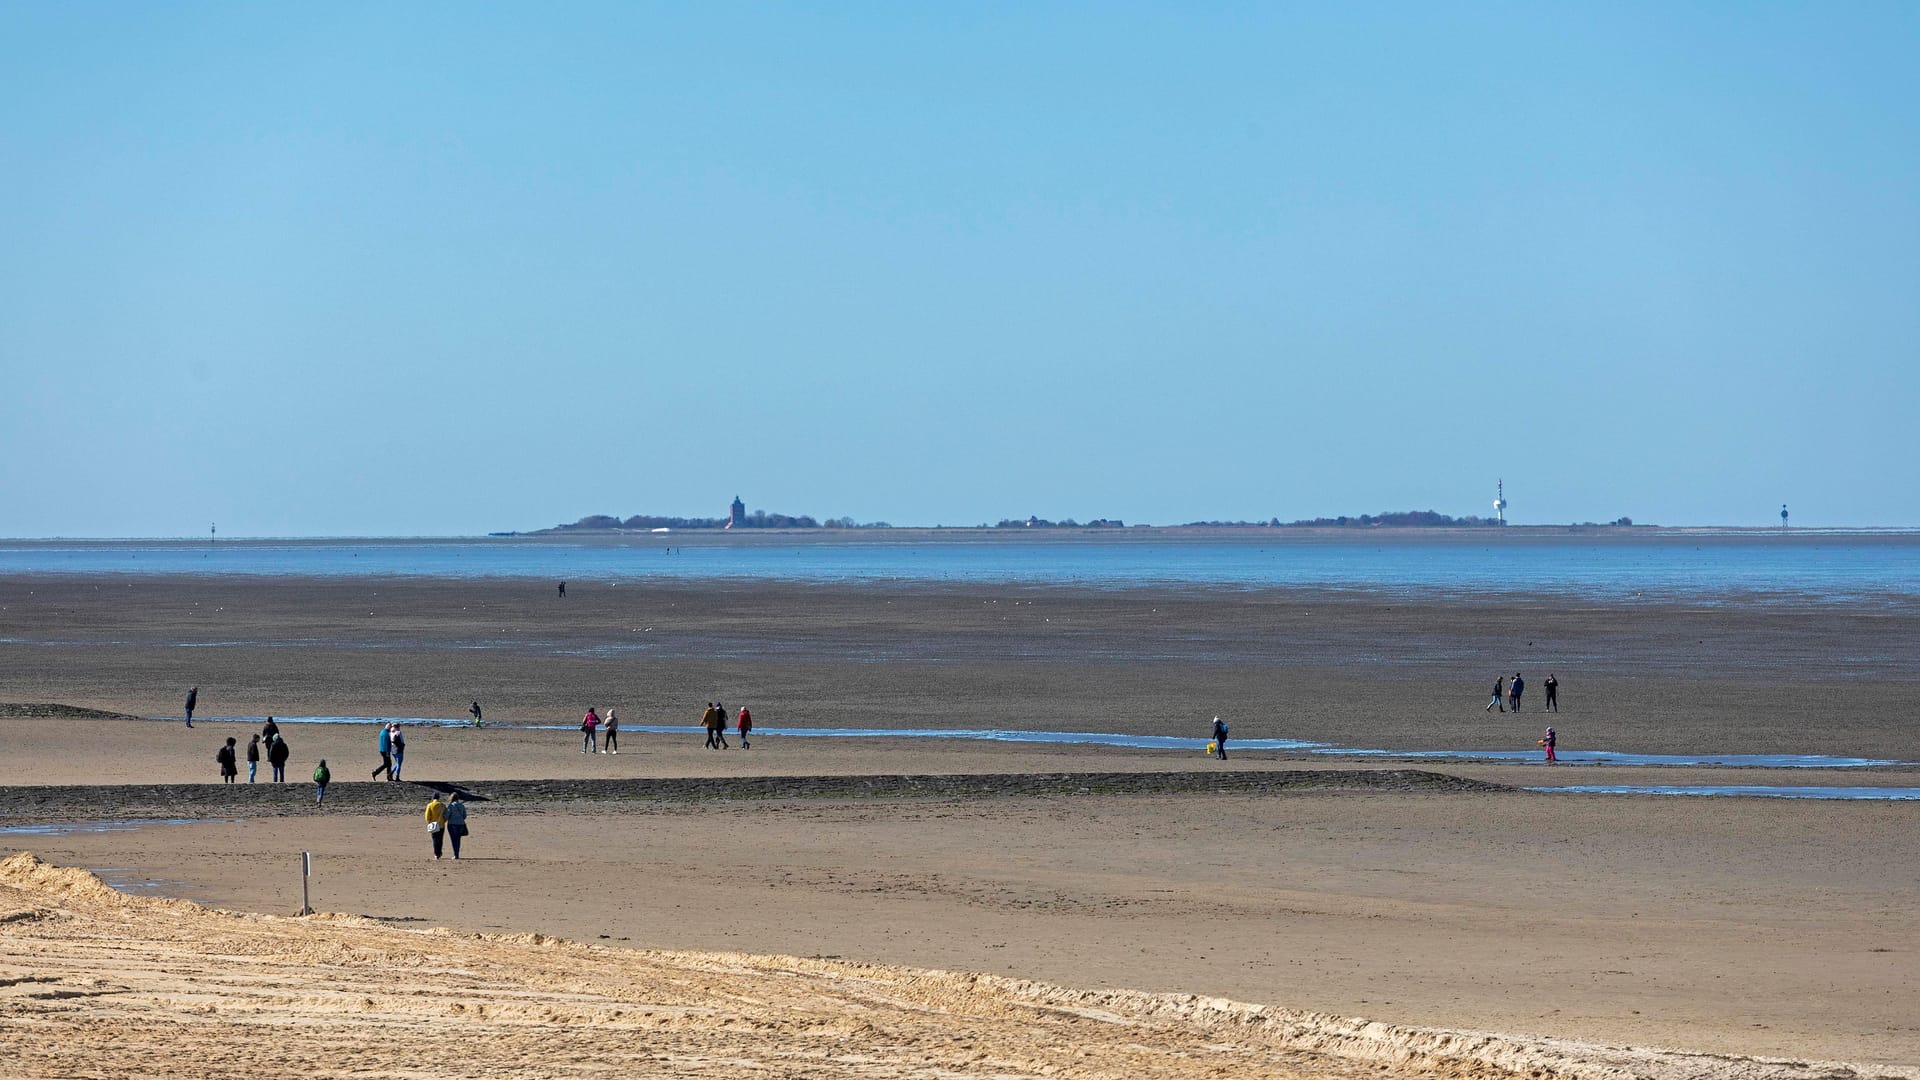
<box><xmin>1780</xmin><ymin>504</ymin><xmax>1789</xmax><ymax>529</ymax></box>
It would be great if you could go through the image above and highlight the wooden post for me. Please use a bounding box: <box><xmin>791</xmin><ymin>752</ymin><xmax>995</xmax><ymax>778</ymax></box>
<box><xmin>300</xmin><ymin>851</ymin><xmax>312</xmax><ymax>916</ymax></box>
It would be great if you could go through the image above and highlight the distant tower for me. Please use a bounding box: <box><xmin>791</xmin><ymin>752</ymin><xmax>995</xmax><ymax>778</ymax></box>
<box><xmin>729</xmin><ymin>495</ymin><xmax>746</xmax><ymax>528</ymax></box>
<box><xmin>1780</xmin><ymin>503</ymin><xmax>1789</xmax><ymax>530</ymax></box>
<box><xmin>1493</xmin><ymin>480</ymin><xmax>1507</xmax><ymax>525</ymax></box>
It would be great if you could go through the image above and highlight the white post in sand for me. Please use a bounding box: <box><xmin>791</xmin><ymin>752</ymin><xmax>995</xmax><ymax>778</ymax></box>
<box><xmin>300</xmin><ymin>851</ymin><xmax>313</xmax><ymax>916</ymax></box>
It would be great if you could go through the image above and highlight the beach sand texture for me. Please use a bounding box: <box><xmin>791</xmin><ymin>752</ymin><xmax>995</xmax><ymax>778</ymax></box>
<box><xmin>3</xmin><ymin>852</ymin><xmax>1912</xmax><ymax>1080</ymax></box>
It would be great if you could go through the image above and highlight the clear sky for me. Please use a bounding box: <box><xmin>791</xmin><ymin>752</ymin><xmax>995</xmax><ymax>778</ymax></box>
<box><xmin>3</xmin><ymin>3</ymin><xmax>1916</xmax><ymax>536</ymax></box>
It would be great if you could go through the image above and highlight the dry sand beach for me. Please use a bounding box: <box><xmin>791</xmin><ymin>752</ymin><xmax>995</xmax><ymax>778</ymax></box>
<box><xmin>3</xmin><ymin>574</ymin><xmax>1918</xmax><ymax>1076</ymax></box>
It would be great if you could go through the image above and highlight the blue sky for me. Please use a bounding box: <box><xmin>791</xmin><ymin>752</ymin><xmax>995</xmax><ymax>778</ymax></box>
<box><xmin>3</xmin><ymin>3</ymin><xmax>1915</xmax><ymax>535</ymax></box>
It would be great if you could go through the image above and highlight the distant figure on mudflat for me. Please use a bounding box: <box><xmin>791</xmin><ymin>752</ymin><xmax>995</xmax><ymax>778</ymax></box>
<box><xmin>390</xmin><ymin>724</ymin><xmax>407</xmax><ymax>780</ymax></box>
<box><xmin>185</xmin><ymin>686</ymin><xmax>198</xmax><ymax>728</ymax></box>
<box><xmin>313</xmin><ymin>759</ymin><xmax>331</xmax><ymax>805</ymax></box>
<box><xmin>372</xmin><ymin>724</ymin><xmax>394</xmax><ymax>781</ymax></box>
<box><xmin>580</xmin><ymin>707</ymin><xmax>600</xmax><ymax>753</ymax></box>
<box><xmin>469</xmin><ymin>701</ymin><xmax>484</xmax><ymax>727</ymax></box>
<box><xmin>557</xmin><ymin>581</ymin><xmax>566</xmax><ymax>598</ymax></box>
<box><xmin>246</xmin><ymin>735</ymin><xmax>261</xmax><ymax>784</ymax></box>
<box><xmin>602</xmin><ymin>707</ymin><xmax>618</xmax><ymax>754</ymax></box>
<box><xmin>1544</xmin><ymin>674</ymin><xmax>1559</xmax><ymax>712</ymax></box>
<box><xmin>1486</xmin><ymin>676</ymin><xmax>1505</xmax><ymax>712</ymax></box>
<box><xmin>713</xmin><ymin>702</ymin><xmax>730</xmax><ymax>749</ymax></box>
<box><xmin>1210</xmin><ymin>716</ymin><xmax>1229</xmax><ymax>761</ymax></box>
<box><xmin>268</xmin><ymin>732</ymin><xmax>290</xmax><ymax>782</ymax></box>
<box><xmin>216</xmin><ymin>737</ymin><xmax>238</xmax><ymax>783</ymax></box>
<box><xmin>737</xmin><ymin>706</ymin><xmax>752</xmax><ymax>749</ymax></box>
<box><xmin>1507</xmin><ymin>673</ymin><xmax>1525</xmax><ymax>713</ymax></box>
<box><xmin>1540</xmin><ymin>726</ymin><xmax>1557</xmax><ymax>763</ymax></box>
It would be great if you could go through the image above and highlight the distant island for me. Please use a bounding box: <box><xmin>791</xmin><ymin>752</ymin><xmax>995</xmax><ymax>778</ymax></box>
<box><xmin>537</xmin><ymin>497</ymin><xmax>1638</xmax><ymax>533</ymax></box>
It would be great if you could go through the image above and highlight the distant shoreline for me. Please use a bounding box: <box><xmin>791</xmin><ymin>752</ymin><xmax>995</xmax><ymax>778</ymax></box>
<box><xmin>4</xmin><ymin>525</ymin><xmax>1918</xmax><ymax>544</ymax></box>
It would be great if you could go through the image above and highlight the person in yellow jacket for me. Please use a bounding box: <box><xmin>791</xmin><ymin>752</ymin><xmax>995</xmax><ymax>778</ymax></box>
<box><xmin>425</xmin><ymin>793</ymin><xmax>448</xmax><ymax>860</ymax></box>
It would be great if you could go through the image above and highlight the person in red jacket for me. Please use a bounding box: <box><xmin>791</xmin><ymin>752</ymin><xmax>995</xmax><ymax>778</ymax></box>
<box><xmin>737</xmin><ymin>706</ymin><xmax>752</xmax><ymax>749</ymax></box>
<box><xmin>580</xmin><ymin>707</ymin><xmax>600</xmax><ymax>754</ymax></box>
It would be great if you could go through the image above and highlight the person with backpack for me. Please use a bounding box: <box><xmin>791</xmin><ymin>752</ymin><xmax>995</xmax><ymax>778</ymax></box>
<box><xmin>580</xmin><ymin>707</ymin><xmax>600</xmax><ymax>753</ymax></box>
<box><xmin>1210</xmin><ymin>716</ymin><xmax>1229</xmax><ymax>761</ymax></box>
<box><xmin>313</xmin><ymin>759</ymin><xmax>331</xmax><ymax>805</ymax></box>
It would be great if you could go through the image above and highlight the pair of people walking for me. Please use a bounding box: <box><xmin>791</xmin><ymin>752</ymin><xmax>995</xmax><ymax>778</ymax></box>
<box><xmin>423</xmin><ymin>792</ymin><xmax>470</xmax><ymax>859</ymax></box>
<box><xmin>371</xmin><ymin>723</ymin><xmax>406</xmax><ymax>780</ymax></box>
<box><xmin>702</xmin><ymin>702</ymin><xmax>747</xmax><ymax>749</ymax></box>
<box><xmin>580</xmin><ymin>707</ymin><xmax>619</xmax><ymax>753</ymax></box>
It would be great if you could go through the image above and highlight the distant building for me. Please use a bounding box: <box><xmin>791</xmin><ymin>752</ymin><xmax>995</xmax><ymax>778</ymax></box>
<box><xmin>730</xmin><ymin>495</ymin><xmax>746</xmax><ymax>528</ymax></box>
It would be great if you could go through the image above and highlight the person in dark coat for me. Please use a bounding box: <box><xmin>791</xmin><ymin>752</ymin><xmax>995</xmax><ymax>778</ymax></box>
<box><xmin>216</xmin><ymin>738</ymin><xmax>238</xmax><ymax>783</ymax></box>
<box><xmin>185</xmin><ymin>686</ymin><xmax>198</xmax><ymax>728</ymax></box>
<box><xmin>267</xmin><ymin>733</ymin><xmax>291</xmax><ymax>782</ymax></box>
<box><xmin>246</xmin><ymin>735</ymin><xmax>261</xmax><ymax>783</ymax></box>
<box><xmin>1210</xmin><ymin>716</ymin><xmax>1229</xmax><ymax>760</ymax></box>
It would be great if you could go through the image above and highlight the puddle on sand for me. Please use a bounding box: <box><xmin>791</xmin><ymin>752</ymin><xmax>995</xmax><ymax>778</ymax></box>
<box><xmin>1531</xmin><ymin>785</ymin><xmax>1920</xmax><ymax>801</ymax></box>
<box><xmin>198</xmin><ymin>718</ymin><xmax>1915</xmax><ymax>770</ymax></box>
<box><xmin>0</xmin><ymin>818</ymin><xmax>223</xmax><ymax>837</ymax></box>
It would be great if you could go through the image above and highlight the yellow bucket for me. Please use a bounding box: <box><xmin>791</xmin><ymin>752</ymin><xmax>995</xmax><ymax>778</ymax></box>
<box><xmin>1205</xmin><ymin>740</ymin><xmax>1217</xmax><ymax>755</ymax></box>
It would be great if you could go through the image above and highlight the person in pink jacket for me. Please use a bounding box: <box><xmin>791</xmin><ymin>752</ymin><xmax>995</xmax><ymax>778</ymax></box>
<box><xmin>580</xmin><ymin>707</ymin><xmax>600</xmax><ymax>754</ymax></box>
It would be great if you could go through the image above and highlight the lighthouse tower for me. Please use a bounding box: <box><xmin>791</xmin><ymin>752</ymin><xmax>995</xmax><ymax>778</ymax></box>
<box><xmin>1493</xmin><ymin>479</ymin><xmax>1508</xmax><ymax>525</ymax></box>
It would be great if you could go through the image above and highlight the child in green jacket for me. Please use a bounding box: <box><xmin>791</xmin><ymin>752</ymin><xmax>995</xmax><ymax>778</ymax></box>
<box><xmin>313</xmin><ymin>760</ymin><xmax>331</xmax><ymax>805</ymax></box>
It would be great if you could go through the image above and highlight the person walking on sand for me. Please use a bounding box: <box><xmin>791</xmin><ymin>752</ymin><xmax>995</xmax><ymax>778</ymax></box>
<box><xmin>184</xmin><ymin>686</ymin><xmax>198</xmax><ymax>728</ymax></box>
<box><xmin>445</xmin><ymin>792</ymin><xmax>469</xmax><ymax>859</ymax></box>
<box><xmin>701</xmin><ymin>702</ymin><xmax>720</xmax><ymax>749</ymax></box>
<box><xmin>372</xmin><ymin>724</ymin><xmax>394</xmax><ymax>781</ymax></box>
<box><xmin>1541</xmin><ymin>726</ymin><xmax>1557</xmax><ymax>763</ymax></box>
<box><xmin>1507</xmin><ymin>672</ymin><xmax>1525</xmax><ymax>713</ymax></box>
<box><xmin>390</xmin><ymin>724</ymin><xmax>407</xmax><ymax>781</ymax></box>
<box><xmin>1544</xmin><ymin>673</ymin><xmax>1559</xmax><ymax>712</ymax></box>
<box><xmin>425</xmin><ymin>792</ymin><xmax>448</xmax><ymax>859</ymax></box>
<box><xmin>713</xmin><ymin>702</ymin><xmax>730</xmax><ymax>749</ymax></box>
<box><xmin>580</xmin><ymin>707</ymin><xmax>600</xmax><ymax>753</ymax></box>
<box><xmin>268</xmin><ymin>732</ymin><xmax>290</xmax><ymax>782</ymax></box>
<box><xmin>557</xmin><ymin>581</ymin><xmax>566</xmax><ymax>598</ymax></box>
<box><xmin>737</xmin><ymin>706</ymin><xmax>752</xmax><ymax>749</ymax></box>
<box><xmin>216</xmin><ymin>737</ymin><xmax>239</xmax><ymax>783</ymax></box>
<box><xmin>1486</xmin><ymin>675</ymin><xmax>1506</xmax><ymax>712</ymax></box>
<box><xmin>469</xmin><ymin>700</ymin><xmax>484</xmax><ymax>727</ymax></box>
<box><xmin>602</xmin><ymin>707</ymin><xmax>618</xmax><ymax>754</ymax></box>
<box><xmin>313</xmin><ymin>759</ymin><xmax>330</xmax><ymax>804</ymax></box>
<box><xmin>1210</xmin><ymin>716</ymin><xmax>1229</xmax><ymax>761</ymax></box>
<box><xmin>246</xmin><ymin>734</ymin><xmax>261</xmax><ymax>784</ymax></box>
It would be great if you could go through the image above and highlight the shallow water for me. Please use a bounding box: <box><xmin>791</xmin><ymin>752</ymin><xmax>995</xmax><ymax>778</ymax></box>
<box><xmin>0</xmin><ymin>819</ymin><xmax>219</xmax><ymax>837</ymax></box>
<box><xmin>208</xmin><ymin>717</ymin><xmax>1914</xmax><ymax>769</ymax></box>
<box><xmin>6</xmin><ymin>534</ymin><xmax>1920</xmax><ymax>603</ymax></box>
<box><xmin>1530</xmin><ymin>785</ymin><xmax>1920</xmax><ymax>801</ymax></box>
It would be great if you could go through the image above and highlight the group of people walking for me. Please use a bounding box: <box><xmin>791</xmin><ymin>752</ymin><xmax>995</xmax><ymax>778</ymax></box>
<box><xmin>1486</xmin><ymin>672</ymin><xmax>1558</xmax><ymax>713</ymax></box>
<box><xmin>701</xmin><ymin>702</ymin><xmax>751</xmax><ymax>749</ymax></box>
<box><xmin>212</xmin><ymin>717</ymin><xmax>294</xmax><ymax>783</ymax></box>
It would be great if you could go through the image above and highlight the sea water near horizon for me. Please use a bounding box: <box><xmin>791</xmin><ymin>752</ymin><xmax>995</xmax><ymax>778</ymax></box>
<box><xmin>1</xmin><ymin>533</ymin><xmax>1917</xmax><ymax>603</ymax></box>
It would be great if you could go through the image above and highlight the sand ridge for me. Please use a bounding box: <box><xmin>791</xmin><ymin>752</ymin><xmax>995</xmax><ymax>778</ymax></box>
<box><xmin>2</xmin><ymin>853</ymin><xmax>1907</xmax><ymax>1080</ymax></box>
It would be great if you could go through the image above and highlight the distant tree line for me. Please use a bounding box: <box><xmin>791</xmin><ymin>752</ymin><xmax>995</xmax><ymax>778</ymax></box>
<box><xmin>551</xmin><ymin>512</ymin><xmax>893</xmax><ymax>531</ymax></box>
<box><xmin>993</xmin><ymin>516</ymin><xmax>1128</xmax><ymax>528</ymax></box>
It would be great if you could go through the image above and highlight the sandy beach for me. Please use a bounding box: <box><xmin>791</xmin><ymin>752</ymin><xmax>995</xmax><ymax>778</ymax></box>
<box><xmin>3</xmin><ymin>574</ymin><xmax>1918</xmax><ymax>1075</ymax></box>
